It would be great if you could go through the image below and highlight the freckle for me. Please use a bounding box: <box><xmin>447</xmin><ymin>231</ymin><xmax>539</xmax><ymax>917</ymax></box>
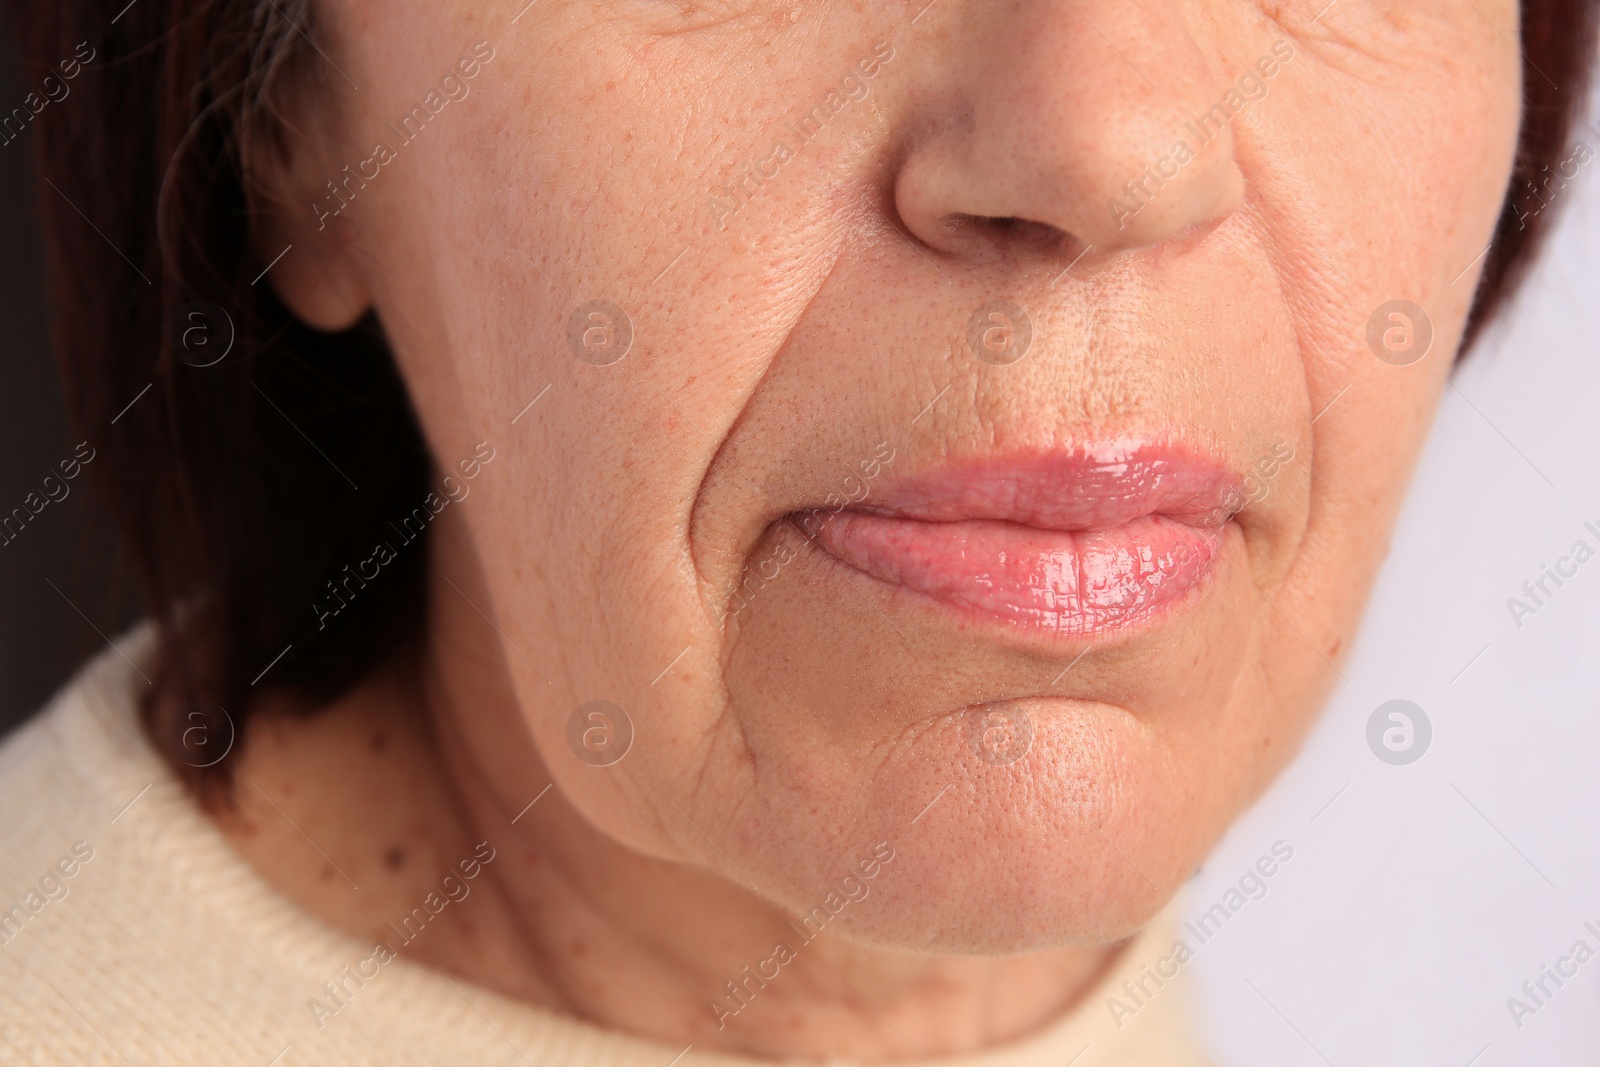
<box><xmin>1328</xmin><ymin>638</ymin><xmax>1343</xmax><ymax>657</ymax></box>
<box><xmin>371</xmin><ymin>732</ymin><xmax>388</xmax><ymax>753</ymax></box>
<box><xmin>385</xmin><ymin>846</ymin><xmax>406</xmax><ymax>871</ymax></box>
<box><xmin>279</xmin><ymin>782</ymin><xmax>295</xmax><ymax>796</ymax></box>
<box><xmin>320</xmin><ymin>863</ymin><xmax>335</xmax><ymax>882</ymax></box>
<box><xmin>570</xmin><ymin>940</ymin><xmax>587</xmax><ymax>958</ymax></box>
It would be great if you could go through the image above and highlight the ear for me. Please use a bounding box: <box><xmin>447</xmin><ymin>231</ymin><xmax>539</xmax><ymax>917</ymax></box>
<box><xmin>247</xmin><ymin>104</ymin><xmax>372</xmax><ymax>333</ymax></box>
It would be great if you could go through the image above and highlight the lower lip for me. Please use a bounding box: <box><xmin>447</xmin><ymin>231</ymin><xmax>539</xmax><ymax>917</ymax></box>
<box><xmin>813</xmin><ymin>511</ymin><xmax>1224</xmax><ymax>637</ymax></box>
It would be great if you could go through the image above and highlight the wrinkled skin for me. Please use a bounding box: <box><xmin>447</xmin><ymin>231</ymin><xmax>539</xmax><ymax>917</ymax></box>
<box><xmin>223</xmin><ymin>0</ymin><xmax>1520</xmax><ymax>1058</ymax></box>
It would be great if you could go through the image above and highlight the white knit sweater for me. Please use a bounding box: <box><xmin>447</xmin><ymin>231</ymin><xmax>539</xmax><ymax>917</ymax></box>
<box><xmin>0</xmin><ymin>634</ymin><xmax>1210</xmax><ymax>1066</ymax></box>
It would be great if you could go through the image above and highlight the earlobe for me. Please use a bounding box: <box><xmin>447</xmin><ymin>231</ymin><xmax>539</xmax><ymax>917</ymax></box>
<box><xmin>248</xmin><ymin>116</ymin><xmax>372</xmax><ymax>333</ymax></box>
<box><xmin>254</xmin><ymin>204</ymin><xmax>371</xmax><ymax>332</ymax></box>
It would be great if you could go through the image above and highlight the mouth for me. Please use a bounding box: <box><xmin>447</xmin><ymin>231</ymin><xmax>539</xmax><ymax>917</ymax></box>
<box><xmin>800</xmin><ymin>445</ymin><xmax>1242</xmax><ymax>639</ymax></box>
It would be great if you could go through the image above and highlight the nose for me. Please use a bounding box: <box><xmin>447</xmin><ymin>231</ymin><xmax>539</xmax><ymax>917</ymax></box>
<box><xmin>895</xmin><ymin>0</ymin><xmax>1247</xmax><ymax>261</ymax></box>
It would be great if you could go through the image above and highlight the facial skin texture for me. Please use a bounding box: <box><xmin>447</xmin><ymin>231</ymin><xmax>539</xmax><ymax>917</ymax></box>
<box><xmin>225</xmin><ymin>0</ymin><xmax>1522</xmax><ymax>1059</ymax></box>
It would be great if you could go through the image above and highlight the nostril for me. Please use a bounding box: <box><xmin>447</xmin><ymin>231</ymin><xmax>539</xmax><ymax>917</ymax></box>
<box><xmin>944</xmin><ymin>214</ymin><xmax>1078</xmax><ymax>259</ymax></box>
<box><xmin>992</xmin><ymin>216</ymin><xmax>1064</xmax><ymax>247</ymax></box>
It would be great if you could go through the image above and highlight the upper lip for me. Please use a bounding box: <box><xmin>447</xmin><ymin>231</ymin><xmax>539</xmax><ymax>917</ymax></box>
<box><xmin>832</xmin><ymin>444</ymin><xmax>1243</xmax><ymax>531</ymax></box>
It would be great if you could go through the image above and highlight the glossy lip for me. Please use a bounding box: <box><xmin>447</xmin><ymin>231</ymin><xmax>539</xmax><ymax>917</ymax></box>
<box><xmin>804</xmin><ymin>445</ymin><xmax>1242</xmax><ymax>639</ymax></box>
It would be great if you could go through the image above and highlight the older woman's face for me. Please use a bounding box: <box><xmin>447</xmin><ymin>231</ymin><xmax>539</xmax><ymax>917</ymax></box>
<box><xmin>264</xmin><ymin>0</ymin><xmax>1519</xmax><ymax>950</ymax></box>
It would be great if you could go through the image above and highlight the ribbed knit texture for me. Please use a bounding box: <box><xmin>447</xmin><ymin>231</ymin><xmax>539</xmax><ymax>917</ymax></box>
<box><xmin>0</xmin><ymin>632</ymin><xmax>1210</xmax><ymax>1065</ymax></box>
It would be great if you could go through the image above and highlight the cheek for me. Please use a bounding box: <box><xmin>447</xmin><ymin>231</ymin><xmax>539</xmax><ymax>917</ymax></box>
<box><xmin>338</xmin><ymin>15</ymin><xmax>802</xmax><ymax>858</ymax></box>
<box><xmin>1213</xmin><ymin>12</ymin><xmax>1521</xmax><ymax>787</ymax></box>
<box><xmin>1244</xmin><ymin>13</ymin><xmax>1521</xmax><ymax>348</ymax></box>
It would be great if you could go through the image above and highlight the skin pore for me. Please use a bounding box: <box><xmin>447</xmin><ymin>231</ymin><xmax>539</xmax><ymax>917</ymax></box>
<box><xmin>217</xmin><ymin>0</ymin><xmax>1521</xmax><ymax>1059</ymax></box>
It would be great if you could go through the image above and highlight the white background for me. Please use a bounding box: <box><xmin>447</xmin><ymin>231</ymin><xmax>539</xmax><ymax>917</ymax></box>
<box><xmin>1191</xmin><ymin>101</ymin><xmax>1600</xmax><ymax>1066</ymax></box>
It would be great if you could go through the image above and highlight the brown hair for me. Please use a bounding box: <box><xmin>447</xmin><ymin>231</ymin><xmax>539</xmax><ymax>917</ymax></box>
<box><xmin>2</xmin><ymin>0</ymin><xmax>1597</xmax><ymax>789</ymax></box>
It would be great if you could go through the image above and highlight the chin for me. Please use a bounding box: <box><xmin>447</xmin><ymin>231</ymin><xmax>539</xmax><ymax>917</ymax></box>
<box><xmin>723</xmin><ymin>696</ymin><xmax>1237</xmax><ymax>957</ymax></box>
